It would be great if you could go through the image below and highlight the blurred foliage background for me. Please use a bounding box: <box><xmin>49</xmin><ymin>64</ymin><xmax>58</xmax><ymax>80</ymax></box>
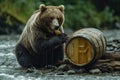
<box><xmin>0</xmin><ymin>0</ymin><xmax>120</xmax><ymax>34</ymax></box>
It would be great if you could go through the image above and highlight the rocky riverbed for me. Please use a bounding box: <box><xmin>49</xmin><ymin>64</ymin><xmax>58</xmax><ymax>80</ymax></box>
<box><xmin>0</xmin><ymin>30</ymin><xmax>120</xmax><ymax>80</ymax></box>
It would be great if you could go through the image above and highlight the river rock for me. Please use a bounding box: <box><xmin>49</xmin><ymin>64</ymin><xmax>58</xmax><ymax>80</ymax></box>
<box><xmin>107</xmin><ymin>46</ymin><xmax>115</xmax><ymax>51</ymax></box>
<box><xmin>107</xmin><ymin>43</ymin><xmax>112</xmax><ymax>47</ymax></box>
<box><xmin>73</xmin><ymin>68</ymin><xmax>86</xmax><ymax>74</ymax></box>
<box><xmin>25</xmin><ymin>67</ymin><xmax>36</xmax><ymax>73</ymax></box>
<box><xmin>67</xmin><ymin>70</ymin><xmax>75</xmax><ymax>75</ymax></box>
<box><xmin>57</xmin><ymin>64</ymin><xmax>69</xmax><ymax>71</ymax></box>
<box><xmin>112</xmin><ymin>44</ymin><xmax>118</xmax><ymax>48</ymax></box>
<box><xmin>89</xmin><ymin>69</ymin><xmax>101</xmax><ymax>74</ymax></box>
<box><xmin>98</xmin><ymin>64</ymin><xmax>113</xmax><ymax>73</ymax></box>
<box><xmin>106</xmin><ymin>47</ymin><xmax>114</xmax><ymax>51</ymax></box>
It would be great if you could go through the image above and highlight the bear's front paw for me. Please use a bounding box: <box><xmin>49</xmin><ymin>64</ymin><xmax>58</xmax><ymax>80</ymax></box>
<box><xmin>58</xmin><ymin>33</ymin><xmax>68</xmax><ymax>43</ymax></box>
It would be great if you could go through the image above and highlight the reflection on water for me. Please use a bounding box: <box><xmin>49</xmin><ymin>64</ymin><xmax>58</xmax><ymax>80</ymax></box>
<box><xmin>0</xmin><ymin>30</ymin><xmax>120</xmax><ymax>80</ymax></box>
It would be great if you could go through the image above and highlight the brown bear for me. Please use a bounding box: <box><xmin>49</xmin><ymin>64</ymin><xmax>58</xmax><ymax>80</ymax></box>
<box><xmin>15</xmin><ymin>4</ymin><xmax>67</xmax><ymax>68</ymax></box>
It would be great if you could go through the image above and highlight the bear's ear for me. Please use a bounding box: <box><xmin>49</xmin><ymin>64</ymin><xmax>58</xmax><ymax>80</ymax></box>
<box><xmin>39</xmin><ymin>4</ymin><xmax>47</xmax><ymax>12</ymax></box>
<box><xmin>58</xmin><ymin>5</ymin><xmax>64</xmax><ymax>13</ymax></box>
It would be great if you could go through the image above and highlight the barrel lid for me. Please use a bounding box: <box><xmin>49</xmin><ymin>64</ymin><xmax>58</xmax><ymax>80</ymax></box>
<box><xmin>65</xmin><ymin>36</ymin><xmax>96</xmax><ymax>67</ymax></box>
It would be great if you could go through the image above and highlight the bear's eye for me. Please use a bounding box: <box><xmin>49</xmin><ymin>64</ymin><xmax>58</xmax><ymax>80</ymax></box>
<box><xmin>57</xmin><ymin>17</ymin><xmax>62</xmax><ymax>23</ymax></box>
<box><xmin>49</xmin><ymin>17</ymin><xmax>54</xmax><ymax>20</ymax></box>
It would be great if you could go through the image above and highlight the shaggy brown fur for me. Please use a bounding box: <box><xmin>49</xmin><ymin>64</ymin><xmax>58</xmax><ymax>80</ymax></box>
<box><xmin>15</xmin><ymin>4</ymin><xmax>67</xmax><ymax>68</ymax></box>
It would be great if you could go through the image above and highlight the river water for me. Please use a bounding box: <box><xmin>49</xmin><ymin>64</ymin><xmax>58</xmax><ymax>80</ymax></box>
<box><xmin>0</xmin><ymin>30</ymin><xmax>120</xmax><ymax>80</ymax></box>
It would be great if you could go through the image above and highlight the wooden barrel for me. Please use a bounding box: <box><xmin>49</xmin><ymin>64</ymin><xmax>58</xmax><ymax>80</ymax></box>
<box><xmin>65</xmin><ymin>28</ymin><xmax>106</xmax><ymax>67</ymax></box>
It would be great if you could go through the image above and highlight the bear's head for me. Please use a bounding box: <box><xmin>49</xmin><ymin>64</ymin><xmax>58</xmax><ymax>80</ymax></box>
<box><xmin>39</xmin><ymin>4</ymin><xmax>64</xmax><ymax>33</ymax></box>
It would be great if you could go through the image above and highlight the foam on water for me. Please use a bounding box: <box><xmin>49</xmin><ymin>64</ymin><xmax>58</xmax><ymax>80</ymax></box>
<box><xmin>0</xmin><ymin>53</ymin><xmax>14</xmax><ymax>56</ymax></box>
<box><xmin>0</xmin><ymin>73</ymin><xmax>14</xmax><ymax>80</ymax></box>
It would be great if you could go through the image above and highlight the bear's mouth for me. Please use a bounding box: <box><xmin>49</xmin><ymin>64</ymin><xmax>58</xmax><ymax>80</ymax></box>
<box><xmin>48</xmin><ymin>26</ymin><xmax>60</xmax><ymax>34</ymax></box>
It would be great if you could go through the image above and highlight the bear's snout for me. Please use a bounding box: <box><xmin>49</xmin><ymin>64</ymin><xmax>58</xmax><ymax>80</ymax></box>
<box><xmin>52</xmin><ymin>19</ymin><xmax>59</xmax><ymax>30</ymax></box>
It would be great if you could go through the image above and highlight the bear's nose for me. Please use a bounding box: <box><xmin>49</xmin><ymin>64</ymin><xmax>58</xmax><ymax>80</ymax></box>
<box><xmin>54</xmin><ymin>26</ymin><xmax>59</xmax><ymax>30</ymax></box>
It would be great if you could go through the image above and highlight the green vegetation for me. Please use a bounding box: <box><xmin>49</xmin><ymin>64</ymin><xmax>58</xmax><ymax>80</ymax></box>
<box><xmin>0</xmin><ymin>0</ymin><xmax>38</xmax><ymax>23</ymax></box>
<box><xmin>0</xmin><ymin>0</ymin><xmax>120</xmax><ymax>34</ymax></box>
